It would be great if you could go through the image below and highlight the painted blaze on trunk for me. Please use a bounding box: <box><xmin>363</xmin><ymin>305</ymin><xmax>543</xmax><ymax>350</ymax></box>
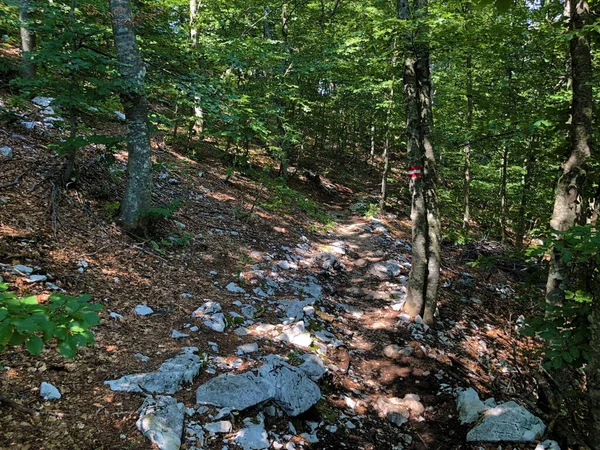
<box><xmin>110</xmin><ymin>0</ymin><xmax>153</xmax><ymax>231</ymax></box>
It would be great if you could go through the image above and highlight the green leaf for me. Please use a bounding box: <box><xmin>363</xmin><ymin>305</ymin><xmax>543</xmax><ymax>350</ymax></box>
<box><xmin>80</xmin><ymin>311</ymin><xmax>100</xmax><ymax>326</ymax></box>
<box><xmin>65</xmin><ymin>300</ymin><xmax>82</xmax><ymax>314</ymax></box>
<box><xmin>8</xmin><ymin>331</ymin><xmax>27</xmax><ymax>346</ymax></box>
<box><xmin>19</xmin><ymin>296</ymin><xmax>38</xmax><ymax>306</ymax></box>
<box><xmin>26</xmin><ymin>335</ymin><xmax>44</xmax><ymax>355</ymax></box>
<box><xmin>561</xmin><ymin>351</ymin><xmax>573</xmax><ymax>363</ymax></box>
<box><xmin>58</xmin><ymin>338</ymin><xmax>77</xmax><ymax>359</ymax></box>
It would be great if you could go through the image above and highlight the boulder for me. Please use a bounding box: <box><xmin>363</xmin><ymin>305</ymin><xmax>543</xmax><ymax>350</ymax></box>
<box><xmin>137</xmin><ymin>395</ymin><xmax>184</xmax><ymax>450</ymax></box>
<box><xmin>258</xmin><ymin>355</ymin><xmax>321</xmax><ymax>416</ymax></box>
<box><xmin>466</xmin><ymin>401</ymin><xmax>546</xmax><ymax>442</ymax></box>
<box><xmin>105</xmin><ymin>352</ymin><xmax>203</xmax><ymax>394</ymax></box>
<box><xmin>195</xmin><ymin>372</ymin><xmax>273</xmax><ymax>411</ymax></box>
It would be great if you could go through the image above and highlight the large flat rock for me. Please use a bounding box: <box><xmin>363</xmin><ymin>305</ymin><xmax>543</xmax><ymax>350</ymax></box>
<box><xmin>466</xmin><ymin>401</ymin><xmax>546</xmax><ymax>442</ymax></box>
<box><xmin>105</xmin><ymin>352</ymin><xmax>203</xmax><ymax>394</ymax></box>
<box><xmin>195</xmin><ymin>372</ymin><xmax>273</xmax><ymax>410</ymax></box>
<box><xmin>258</xmin><ymin>355</ymin><xmax>321</xmax><ymax>416</ymax></box>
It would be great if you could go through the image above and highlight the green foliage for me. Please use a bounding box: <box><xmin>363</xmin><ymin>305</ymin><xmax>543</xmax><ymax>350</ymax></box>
<box><xmin>0</xmin><ymin>283</ymin><xmax>102</xmax><ymax>361</ymax></box>
<box><xmin>521</xmin><ymin>225</ymin><xmax>599</xmax><ymax>370</ymax></box>
<box><xmin>521</xmin><ymin>299</ymin><xmax>591</xmax><ymax>370</ymax></box>
<box><xmin>138</xmin><ymin>200</ymin><xmax>183</xmax><ymax>233</ymax></box>
<box><xmin>466</xmin><ymin>255</ymin><xmax>497</xmax><ymax>270</ymax></box>
<box><xmin>260</xmin><ymin>178</ymin><xmax>332</xmax><ymax>225</ymax></box>
<box><xmin>150</xmin><ymin>232</ymin><xmax>194</xmax><ymax>254</ymax></box>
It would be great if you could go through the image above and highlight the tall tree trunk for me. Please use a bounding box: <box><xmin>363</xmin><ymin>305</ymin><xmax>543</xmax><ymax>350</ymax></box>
<box><xmin>516</xmin><ymin>138</ymin><xmax>537</xmax><ymax>250</ymax></box>
<box><xmin>545</xmin><ymin>0</ymin><xmax>592</xmax><ymax>307</ymax></box>
<box><xmin>18</xmin><ymin>0</ymin><xmax>36</xmax><ymax>79</ymax></box>
<box><xmin>380</xmin><ymin>72</ymin><xmax>395</xmax><ymax>212</ymax></box>
<box><xmin>190</xmin><ymin>0</ymin><xmax>203</xmax><ymax>133</ymax></box>
<box><xmin>400</xmin><ymin>0</ymin><xmax>440</xmax><ymax>325</ymax></box>
<box><xmin>555</xmin><ymin>0</ymin><xmax>598</xmax><ymax>445</ymax></box>
<box><xmin>500</xmin><ymin>146</ymin><xmax>509</xmax><ymax>242</ymax></box>
<box><xmin>110</xmin><ymin>0</ymin><xmax>153</xmax><ymax>231</ymax></box>
<box><xmin>189</xmin><ymin>0</ymin><xmax>199</xmax><ymax>46</ymax></box>
<box><xmin>463</xmin><ymin>55</ymin><xmax>473</xmax><ymax>228</ymax></box>
<box><xmin>370</xmin><ymin>121</ymin><xmax>376</xmax><ymax>162</ymax></box>
<box><xmin>590</xmin><ymin>266</ymin><xmax>600</xmax><ymax>449</ymax></box>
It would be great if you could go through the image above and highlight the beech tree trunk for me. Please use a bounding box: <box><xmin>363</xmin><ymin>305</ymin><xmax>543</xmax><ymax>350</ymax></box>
<box><xmin>18</xmin><ymin>0</ymin><xmax>36</xmax><ymax>80</ymax></box>
<box><xmin>190</xmin><ymin>0</ymin><xmax>203</xmax><ymax>133</ymax></box>
<box><xmin>400</xmin><ymin>0</ymin><xmax>440</xmax><ymax>325</ymax></box>
<box><xmin>110</xmin><ymin>0</ymin><xmax>153</xmax><ymax>231</ymax></box>
<box><xmin>380</xmin><ymin>73</ymin><xmax>395</xmax><ymax>212</ymax></box>
<box><xmin>500</xmin><ymin>146</ymin><xmax>509</xmax><ymax>243</ymax></box>
<box><xmin>545</xmin><ymin>0</ymin><xmax>592</xmax><ymax>307</ymax></box>
<box><xmin>463</xmin><ymin>55</ymin><xmax>473</xmax><ymax>228</ymax></box>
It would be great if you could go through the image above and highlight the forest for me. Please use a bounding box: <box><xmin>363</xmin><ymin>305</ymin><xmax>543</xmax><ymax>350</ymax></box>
<box><xmin>0</xmin><ymin>0</ymin><xmax>598</xmax><ymax>448</ymax></box>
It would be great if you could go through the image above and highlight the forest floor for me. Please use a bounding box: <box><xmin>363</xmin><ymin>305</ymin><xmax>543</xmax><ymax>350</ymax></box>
<box><xmin>0</xmin><ymin>103</ymin><xmax>547</xmax><ymax>450</ymax></box>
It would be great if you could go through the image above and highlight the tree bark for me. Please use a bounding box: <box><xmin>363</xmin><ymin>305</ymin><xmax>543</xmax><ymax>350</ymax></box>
<box><xmin>380</xmin><ymin>54</ymin><xmax>396</xmax><ymax>212</ymax></box>
<box><xmin>516</xmin><ymin>138</ymin><xmax>537</xmax><ymax>249</ymax></box>
<box><xmin>400</xmin><ymin>0</ymin><xmax>440</xmax><ymax>325</ymax></box>
<box><xmin>500</xmin><ymin>146</ymin><xmax>509</xmax><ymax>243</ymax></box>
<box><xmin>463</xmin><ymin>55</ymin><xmax>473</xmax><ymax>228</ymax></box>
<box><xmin>18</xmin><ymin>0</ymin><xmax>36</xmax><ymax>80</ymax></box>
<box><xmin>110</xmin><ymin>0</ymin><xmax>153</xmax><ymax>231</ymax></box>
<box><xmin>545</xmin><ymin>0</ymin><xmax>592</xmax><ymax>307</ymax></box>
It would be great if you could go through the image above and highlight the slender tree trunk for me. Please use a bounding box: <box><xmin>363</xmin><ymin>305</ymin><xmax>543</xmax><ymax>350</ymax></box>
<box><xmin>110</xmin><ymin>0</ymin><xmax>153</xmax><ymax>231</ymax></box>
<box><xmin>380</xmin><ymin>74</ymin><xmax>395</xmax><ymax>212</ymax></box>
<box><xmin>500</xmin><ymin>146</ymin><xmax>509</xmax><ymax>242</ymax></box>
<box><xmin>463</xmin><ymin>55</ymin><xmax>473</xmax><ymax>228</ymax></box>
<box><xmin>189</xmin><ymin>0</ymin><xmax>199</xmax><ymax>45</ymax></box>
<box><xmin>415</xmin><ymin>28</ymin><xmax>440</xmax><ymax>325</ymax></box>
<box><xmin>370</xmin><ymin>121</ymin><xmax>376</xmax><ymax>162</ymax></box>
<box><xmin>190</xmin><ymin>0</ymin><xmax>203</xmax><ymax>134</ymax></box>
<box><xmin>516</xmin><ymin>137</ymin><xmax>537</xmax><ymax>249</ymax></box>
<box><xmin>63</xmin><ymin>0</ymin><xmax>78</xmax><ymax>185</ymax></box>
<box><xmin>590</xmin><ymin>266</ymin><xmax>600</xmax><ymax>449</ymax></box>
<box><xmin>18</xmin><ymin>0</ymin><xmax>36</xmax><ymax>80</ymax></box>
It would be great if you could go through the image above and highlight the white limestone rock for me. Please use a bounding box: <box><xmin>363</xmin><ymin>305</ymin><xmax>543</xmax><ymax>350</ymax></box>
<box><xmin>135</xmin><ymin>304</ymin><xmax>154</xmax><ymax>316</ymax></box>
<box><xmin>232</xmin><ymin>418</ymin><xmax>270</xmax><ymax>450</ymax></box>
<box><xmin>204</xmin><ymin>420</ymin><xmax>233</xmax><ymax>434</ymax></box>
<box><xmin>258</xmin><ymin>355</ymin><xmax>321</xmax><ymax>416</ymax></box>
<box><xmin>195</xmin><ymin>372</ymin><xmax>273</xmax><ymax>411</ymax></box>
<box><xmin>137</xmin><ymin>395</ymin><xmax>184</xmax><ymax>450</ymax></box>
<box><xmin>298</xmin><ymin>354</ymin><xmax>327</xmax><ymax>381</ymax></box>
<box><xmin>40</xmin><ymin>382</ymin><xmax>61</xmax><ymax>400</ymax></box>
<box><xmin>457</xmin><ymin>388</ymin><xmax>489</xmax><ymax>424</ymax></box>
<box><xmin>226</xmin><ymin>282</ymin><xmax>246</xmax><ymax>294</ymax></box>
<box><xmin>535</xmin><ymin>440</ymin><xmax>561</xmax><ymax>450</ymax></box>
<box><xmin>466</xmin><ymin>401</ymin><xmax>546</xmax><ymax>443</ymax></box>
<box><xmin>105</xmin><ymin>352</ymin><xmax>203</xmax><ymax>394</ymax></box>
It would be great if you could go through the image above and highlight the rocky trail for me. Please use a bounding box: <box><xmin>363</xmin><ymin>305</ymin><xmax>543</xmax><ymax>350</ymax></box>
<box><xmin>0</xmin><ymin>128</ymin><xmax>556</xmax><ymax>450</ymax></box>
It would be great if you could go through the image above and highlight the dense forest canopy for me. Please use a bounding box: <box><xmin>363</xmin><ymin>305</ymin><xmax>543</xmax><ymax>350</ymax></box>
<box><xmin>0</xmin><ymin>0</ymin><xmax>599</xmax><ymax>448</ymax></box>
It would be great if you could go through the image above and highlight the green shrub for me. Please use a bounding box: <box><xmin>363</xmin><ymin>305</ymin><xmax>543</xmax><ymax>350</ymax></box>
<box><xmin>520</xmin><ymin>225</ymin><xmax>598</xmax><ymax>369</ymax></box>
<box><xmin>0</xmin><ymin>283</ymin><xmax>103</xmax><ymax>361</ymax></box>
